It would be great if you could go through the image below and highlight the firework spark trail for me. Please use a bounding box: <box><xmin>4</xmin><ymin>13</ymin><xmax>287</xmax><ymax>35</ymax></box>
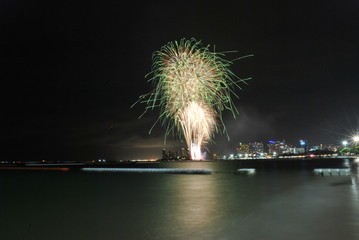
<box><xmin>135</xmin><ymin>38</ymin><xmax>251</xmax><ymax>160</ymax></box>
<box><xmin>178</xmin><ymin>101</ymin><xmax>215</xmax><ymax>159</ymax></box>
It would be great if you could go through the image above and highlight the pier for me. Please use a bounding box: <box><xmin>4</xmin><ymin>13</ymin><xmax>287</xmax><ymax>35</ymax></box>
<box><xmin>81</xmin><ymin>168</ymin><xmax>213</xmax><ymax>174</ymax></box>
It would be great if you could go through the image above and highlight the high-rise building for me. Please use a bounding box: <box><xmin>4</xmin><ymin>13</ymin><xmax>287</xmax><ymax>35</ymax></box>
<box><xmin>267</xmin><ymin>139</ymin><xmax>288</xmax><ymax>156</ymax></box>
<box><xmin>311</xmin><ymin>144</ymin><xmax>339</xmax><ymax>152</ymax></box>
<box><xmin>289</xmin><ymin>147</ymin><xmax>305</xmax><ymax>154</ymax></box>
<box><xmin>181</xmin><ymin>147</ymin><xmax>190</xmax><ymax>159</ymax></box>
<box><xmin>237</xmin><ymin>143</ymin><xmax>250</xmax><ymax>156</ymax></box>
<box><xmin>162</xmin><ymin>149</ymin><xmax>167</xmax><ymax>159</ymax></box>
<box><xmin>249</xmin><ymin>142</ymin><xmax>264</xmax><ymax>155</ymax></box>
<box><xmin>324</xmin><ymin>144</ymin><xmax>339</xmax><ymax>152</ymax></box>
<box><xmin>162</xmin><ymin>148</ymin><xmax>180</xmax><ymax>160</ymax></box>
<box><xmin>299</xmin><ymin>139</ymin><xmax>309</xmax><ymax>153</ymax></box>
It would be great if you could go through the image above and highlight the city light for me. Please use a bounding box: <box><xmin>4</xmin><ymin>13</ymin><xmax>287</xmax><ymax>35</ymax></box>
<box><xmin>214</xmin><ymin>139</ymin><xmax>346</xmax><ymax>160</ymax></box>
<box><xmin>353</xmin><ymin>136</ymin><xmax>359</xmax><ymax>143</ymax></box>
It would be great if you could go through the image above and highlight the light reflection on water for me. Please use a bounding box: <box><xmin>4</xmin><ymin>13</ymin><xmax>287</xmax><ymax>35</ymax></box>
<box><xmin>351</xmin><ymin>165</ymin><xmax>359</xmax><ymax>238</ymax></box>
<box><xmin>1</xmin><ymin>161</ymin><xmax>359</xmax><ymax>240</ymax></box>
<box><xmin>151</xmin><ymin>175</ymin><xmax>220</xmax><ymax>239</ymax></box>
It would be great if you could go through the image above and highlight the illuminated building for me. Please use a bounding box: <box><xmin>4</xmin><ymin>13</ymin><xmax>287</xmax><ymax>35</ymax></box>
<box><xmin>249</xmin><ymin>142</ymin><xmax>264</xmax><ymax>155</ymax></box>
<box><xmin>299</xmin><ymin>139</ymin><xmax>309</xmax><ymax>153</ymax></box>
<box><xmin>181</xmin><ymin>147</ymin><xmax>190</xmax><ymax>159</ymax></box>
<box><xmin>323</xmin><ymin>144</ymin><xmax>339</xmax><ymax>152</ymax></box>
<box><xmin>161</xmin><ymin>149</ymin><xmax>179</xmax><ymax>160</ymax></box>
<box><xmin>289</xmin><ymin>147</ymin><xmax>305</xmax><ymax>154</ymax></box>
<box><xmin>267</xmin><ymin>139</ymin><xmax>288</xmax><ymax>156</ymax></box>
<box><xmin>237</xmin><ymin>143</ymin><xmax>250</xmax><ymax>157</ymax></box>
<box><xmin>310</xmin><ymin>144</ymin><xmax>339</xmax><ymax>152</ymax></box>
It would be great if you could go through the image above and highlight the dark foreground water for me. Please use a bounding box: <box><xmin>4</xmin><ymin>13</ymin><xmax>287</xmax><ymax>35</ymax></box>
<box><xmin>1</xmin><ymin>161</ymin><xmax>359</xmax><ymax>240</ymax></box>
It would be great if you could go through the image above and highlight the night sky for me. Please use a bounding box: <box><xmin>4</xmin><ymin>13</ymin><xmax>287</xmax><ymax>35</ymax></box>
<box><xmin>1</xmin><ymin>0</ymin><xmax>358</xmax><ymax>161</ymax></box>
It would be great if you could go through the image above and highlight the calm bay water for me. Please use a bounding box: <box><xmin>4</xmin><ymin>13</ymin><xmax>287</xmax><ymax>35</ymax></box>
<box><xmin>1</xmin><ymin>161</ymin><xmax>358</xmax><ymax>240</ymax></box>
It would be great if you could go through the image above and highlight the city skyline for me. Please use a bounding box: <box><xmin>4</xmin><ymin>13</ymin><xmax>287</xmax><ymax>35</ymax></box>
<box><xmin>1</xmin><ymin>0</ymin><xmax>358</xmax><ymax>161</ymax></box>
<box><xmin>161</xmin><ymin>136</ymin><xmax>354</xmax><ymax>160</ymax></box>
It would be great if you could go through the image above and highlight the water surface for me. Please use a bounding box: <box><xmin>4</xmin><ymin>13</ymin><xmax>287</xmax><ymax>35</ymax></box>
<box><xmin>1</xmin><ymin>161</ymin><xmax>358</xmax><ymax>240</ymax></box>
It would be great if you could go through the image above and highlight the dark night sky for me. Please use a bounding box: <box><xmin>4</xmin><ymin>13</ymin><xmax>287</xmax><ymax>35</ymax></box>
<box><xmin>1</xmin><ymin>0</ymin><xmax>358</xmax><ymax>161</ymax></box>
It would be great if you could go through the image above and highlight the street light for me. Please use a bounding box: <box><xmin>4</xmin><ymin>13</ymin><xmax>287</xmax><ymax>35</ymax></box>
<box><xmin>353</xmin><ymin>136</ymin><xmax>359</xmax><ymax>144</ymax></box>
<box><xmin>342</xmin><ymin>140</ymin><xmax>348</xmax><ymax>148</ymax></box>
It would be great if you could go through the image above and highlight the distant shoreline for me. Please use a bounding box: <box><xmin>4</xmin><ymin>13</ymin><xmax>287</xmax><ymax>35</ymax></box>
<box><xmin>0</xmin><ymin>157</ymin><xmax>356</xmax><ymax>171</ymax></box>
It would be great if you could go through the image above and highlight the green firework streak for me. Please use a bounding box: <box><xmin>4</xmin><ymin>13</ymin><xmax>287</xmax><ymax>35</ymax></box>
<box><xmin>133</xmin><ymin>38</ymin><xmax>252</xmax><ymax>156</ymax></box>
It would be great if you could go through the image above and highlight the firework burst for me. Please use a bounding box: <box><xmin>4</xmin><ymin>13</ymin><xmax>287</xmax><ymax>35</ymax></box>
<box><xmin>135</xmin><ymin>38</ymin><xmax>251</xmax><ymax>160</ymax></box>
